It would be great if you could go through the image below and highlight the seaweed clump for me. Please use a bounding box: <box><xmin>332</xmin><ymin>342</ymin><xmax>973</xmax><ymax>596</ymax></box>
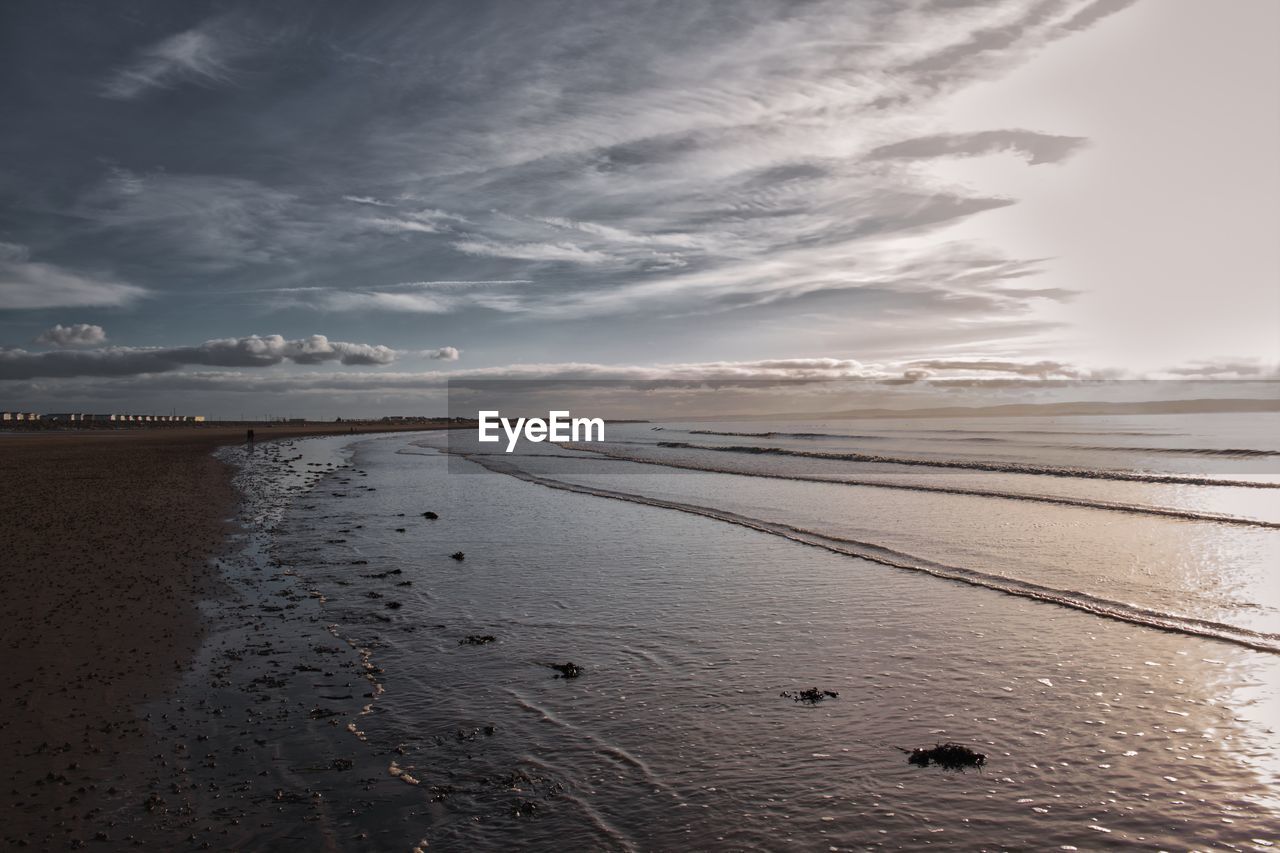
<box><xmin>548</xmin><ymin>662</ymin><xmax>581</xmax><ymax>679</ymax></box>
<box><xmin>780</xmin><ymin>687</ymin><xmax>839</xmax><ymax>704</ymax></box>
<box><xmin>450</xmin><ymin>551</ymin><xmax>466</xmax><ymax>561</ymax></box>
<box><xmin>907</xmin><ymin>742</ymin><xmax>986</xmax><ymax>771</ymax></box>
<box><xmin>460</xmin><ymin>635</ymin><xmax>496</xmax><ymax>646</ymax></box>
<box><xmin>423</xmin><ymin>511</ymin><xmax>439</xmax><ymax>519</ymax></box>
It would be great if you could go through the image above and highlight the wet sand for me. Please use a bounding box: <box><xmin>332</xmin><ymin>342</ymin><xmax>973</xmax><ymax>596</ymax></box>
<box><xmin>0</xmin><ymin>425</ymin><xmax>444</xmax><ymax>850</ymax></box>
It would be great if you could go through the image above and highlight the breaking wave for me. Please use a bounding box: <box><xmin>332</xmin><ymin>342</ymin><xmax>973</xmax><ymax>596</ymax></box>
<box><xmin>564</xmin><ymin>445</ymin><xmax>1280</xmax><ymax>529</ymax></box>
<box><xmin>653</xmin><ymin>441</ymin><xmax>1280</xmax><ymax>488</ymax></box>
<box><xmin>683</xmin><ymin>430</ymin><xmax>1280</xmax><ymax>457</ymax></box>
<box><xmin>459</xmin><ymin>450</ymin><xmax>1280</xmax><ymax>654</ymax></box>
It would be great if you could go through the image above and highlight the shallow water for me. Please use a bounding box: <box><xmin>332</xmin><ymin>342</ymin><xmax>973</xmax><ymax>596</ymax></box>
<box><xmin>137</xmin><ymin>416</ymin><xmax>1280</xmax><ymax>850</ymax></box>
<box><xmin>175</xmin><ymin>416</ymin><xmax>1278</xmax><ymax>850</ymax></box>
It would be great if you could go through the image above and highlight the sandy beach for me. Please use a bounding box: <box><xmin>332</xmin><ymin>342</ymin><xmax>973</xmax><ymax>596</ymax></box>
<box><xmin>2</xmin><ymin>420</ymin><xmax>1278</xmax><ymax>849</ymax></box>
<box><xmin>0</xmin><ymin>425</ymin><xmax>444</xmax><ymax>850</ymax></box>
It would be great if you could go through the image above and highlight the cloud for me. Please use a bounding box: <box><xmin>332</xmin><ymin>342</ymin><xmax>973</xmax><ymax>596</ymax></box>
<box><xmin>907</xmin><ymin>359</ymin><xmax>1081</xmax><ymax>378</ymax></box>
<box><xmin>450</xmin><ymin>239</ymin><xmax>614</xmax><ymax>265</ymax></box>
<box><xmin>427</xmin><ymin>346</ymin><xmax>460</xmax><ymax>361</ymax></box>
<box><xmin>36</xmin><ymin>324</ymin><xmax>108</xmax><ymax>347</ymax></box>
<box><xmin>342</xmin><ymin>195</ymin><xmax>395</xmax><ymax>207</ymax></box>
<box><xmin>1163</xmin><ymin>358</ymin><xmax>1280</xmax><ymax>379</ymax></box>
<box><xmin>868</xmin><ymin>130</ymin><xmax>1088</xmax><ymax>165</ymax></box>
<box><xmin>0</xmin><ymin>334</ymin><xmax>403</xmax><ymax>380</ymax></box>
<box><xmin>169</xmin><ymin>334</ymin><xmax>398</xmax><ymax>367</ymax></box>
<box><xmin>358</xmin><ymin>209</ymin><xmax>465</xmax><ymax>235</ymax></box>
<box><xmin>2</xmin><ymin>0</ymin><xmax>1152</xmax><ymax>391</ymax></box>
<box><xmin>75</xmin><ymin>169</ymin><xmax>355</xmax><ymax>272</ymax></box>
<box><xmin>3</xmin><ymin>356</ymin><xmax>1098</xmax><ymax>397</ymax></box>
<box><xmin>75</xmin><ymin>169</ymin><xmax>481</xmax><ymax>274</ymax></box>
<box><xmin>0</xmin><ymin>357</ymin><xmax>852</xmax><ymax>393</ymax></box>
<box><xmin>1055</xmin><ymin>0</ymin><xmax>1142</xmax><ymax>34</ymax></box>
<box><xmin>360</xmin><ymin>217</ymin><xmax>443</xmax><ymax>235</ymax></box>
<box><xmin>309</xmin><ymin>287</ymin><xmax>524</xmax><ymax>315</ymax></box>
<box><xmin>0</xmin><ymin>243</ymin><xmax>147</xmax><ymax>309</ymax></box>
<box><xmin>100</xmin><ymin>20</ymin><xmax>247</xmax><ymax>100</ymax></box>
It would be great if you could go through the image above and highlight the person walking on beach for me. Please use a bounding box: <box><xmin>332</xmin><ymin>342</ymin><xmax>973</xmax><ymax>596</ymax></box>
<box><xmin>246</xmin><ymin>428</ymin><xmax>255</xmax><ymax>443</ymax></box>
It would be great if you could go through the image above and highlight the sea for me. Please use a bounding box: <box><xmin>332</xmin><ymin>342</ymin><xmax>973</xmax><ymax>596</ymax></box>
<box><xmin>156</xmin><ymin>413</ymin><xmax>1280</xmax><ymax>850</ymax></box>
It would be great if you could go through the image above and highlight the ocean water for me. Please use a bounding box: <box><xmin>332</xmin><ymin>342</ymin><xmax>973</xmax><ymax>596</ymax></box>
<box><xmin>208</xmin><ymin>414</ymin><xmax>1280</xmax><ymax>850</ymax></box>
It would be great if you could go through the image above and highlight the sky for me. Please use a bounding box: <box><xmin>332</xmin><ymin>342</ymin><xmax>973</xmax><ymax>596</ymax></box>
<box><xmin>1</xmin><ymin>0</ymin><xmax>1276</xmax><ymax>418</ymax></box>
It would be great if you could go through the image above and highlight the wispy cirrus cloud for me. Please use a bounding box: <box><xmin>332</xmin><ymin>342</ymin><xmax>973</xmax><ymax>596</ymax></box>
<box><xmin>52</xmin><ymin>0</ymin><xmax>1143</xmax><ymax>328</ymax></box>
<box><xmin>100</xmin><ymin>18</ymin><xmax>250</xmax><ymax>100</ymax></box>
<box><xmin>4</xmin><ymin>0</ymin><xmax>1194</xmax><ymax>415</ymax></box>
<box><xmin>1163</xmin><ymin>358</ymin><xmax>1280</xmax><ymax>380</ymax></box>
<box><xmin>342</xmin><ymin>195</ymin><xmax>395</xmax><ymax>207</ymax></box>
<box><xmin>0</xmin><ymin>243</ymin><xmax>147</xmax><ymax>309</ymax></box>
<box><xmin>352</xmin><ymin>204</ymin><xmax>469</xmax><ymax>235</ymax></box>
<box><xmin>71</xmin><ymin>0</ymin><xmax>1139</xmax><ymax>318</ymax></box>
<box><xmin>868</xmin><ymin>130</ymin><xmax>1088</xmax><ymax>165</ymax></box>
<box><xmin>74</xmin><ymin>171</ymin><xmax>306</xmax><ymax>270</ymax></box>
<box><xmin>906</xmin><ymin>359</ymin><xmax>1082</xmax><ymax>378</ymax></box>
<box><xmin>450</xmin><ymin>239</ymin><xmax>615</xmax><ymax>265</ymax></box>
<box><xmin>270</xmin><ymin>279</ymin><xmax>531</xmax><ymax>315</ymax></box>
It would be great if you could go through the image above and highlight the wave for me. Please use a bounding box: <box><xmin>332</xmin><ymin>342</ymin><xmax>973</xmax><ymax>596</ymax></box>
<box><xmin>900</xmin><ymin>427</ymin><xmax>1188</xmax><ymax>437</ymax></box>
<box><xmin>654</xmin><ymin>441</ymin><xmax>1280</xmax><ymax>488</ymax></box>
<box><xmin>689</xmin><ymin>429</ymin><xmax>891</xmax><ymax>441</ymax></box>
<box><xmin>565</xmin><ymin>445</ymin><xmax>1280</xmax><ymax>529</ymax></box>
<box><xmin>459</xmin><ymin>451</ymin><xmax>1280</xmax><ymax>654</ymax></box>
<box><xmin>683</xmin><ymin>430</ymin><xmax>1279</xmax><ymax>458</ymax></box>
<box><xmin>1064</xmin><ymin>444</ymin><xmax>1280</xmax><ymax>458</ymax></box>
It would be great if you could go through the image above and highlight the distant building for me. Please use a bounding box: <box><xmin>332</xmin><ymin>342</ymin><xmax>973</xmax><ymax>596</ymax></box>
<box><xmin>3</xmin><ymin>410</ymin><xmax>204</xmax><ymax>425</ymax></box>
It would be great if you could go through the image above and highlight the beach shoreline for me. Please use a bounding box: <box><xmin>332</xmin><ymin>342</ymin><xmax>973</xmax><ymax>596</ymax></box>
<box><xmin>0</xmin><ymin>424</ymin><xmax>449</xmax><ymax>850</ymax></box>
<box><xmin>4</xmin><ymin>421</ymin><xmax>1279</xmax><ymax>849</ymax></box>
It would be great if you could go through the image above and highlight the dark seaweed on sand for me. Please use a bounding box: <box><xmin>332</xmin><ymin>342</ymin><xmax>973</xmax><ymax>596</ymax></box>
<box><xmin>547</xmin><ymin>662</ymin><xmax>581</xmax><ymax>678</ymax></box>
<box><xmin>450</xmin><ymin>551</ymin><xmax>465</xmax><ymax>561</ymax></box>
<box><xmin>907</xmin><ymin>742</ymin><xmax>986</xmax><ymax>770</ymax></box>
<box><xmin>460</xmin><ymin>635</ymin><xmax>496</xmax><ymax>645</ymax></box>
<box><xmin>780</xmin><ymin>687</ymin><xmax>838</xmax><ymax>704</ymax></box>
<box><xmin>511</xmin><ymin>800</ymin><xmax>540</xmax><ymax>818</ymax></box>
